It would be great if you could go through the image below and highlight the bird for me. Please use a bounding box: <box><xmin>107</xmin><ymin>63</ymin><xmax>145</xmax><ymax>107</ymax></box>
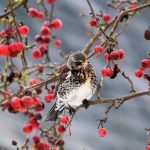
<box><xmin>44</xmin><ymin>51</ymin><xmax>97</xmax><ymax>121</ymax></box>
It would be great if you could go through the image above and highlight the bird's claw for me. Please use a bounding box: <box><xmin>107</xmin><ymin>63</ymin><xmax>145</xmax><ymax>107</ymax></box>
<box><xmin>69</xmin><ymin>107</ymin><xmax>75</xmax><ymax>115</ymax></box>
<box><xmin>82</xmin><ymin>99</ymin><xmax>89</xmax><ymax>109</ymax></box>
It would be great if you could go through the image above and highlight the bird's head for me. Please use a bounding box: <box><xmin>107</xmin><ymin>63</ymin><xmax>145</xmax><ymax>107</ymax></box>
<box><xmin>67</xmin><ymin>51</ymin><xmax>88</xmax><ymax>70</ymax></box>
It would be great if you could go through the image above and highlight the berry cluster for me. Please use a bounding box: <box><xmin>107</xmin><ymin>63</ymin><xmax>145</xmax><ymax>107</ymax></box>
<box><xmin>89</xmin><ymin>13</ymin><xmax>111</xmax><ymax>27</ymax></box>
<box><xmin>32</xmin><ymin>18</ymin><xmax>62</xmax><ymax>59</ymax></box>
<box><xmin>134</xmin><ymin>58</ymin><xmax>150</xmax><ymax>87</ymax></box>
<box><xmin>28</xmin><ymin>8</ymin><xmax>44</xmax><ymax>19</ymax></box>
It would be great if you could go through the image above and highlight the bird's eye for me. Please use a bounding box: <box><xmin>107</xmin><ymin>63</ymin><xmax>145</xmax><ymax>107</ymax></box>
<box><xmin>75</xmin><ymin>62</ymin><xmax>82</xmax><ymax>65</ymax></box>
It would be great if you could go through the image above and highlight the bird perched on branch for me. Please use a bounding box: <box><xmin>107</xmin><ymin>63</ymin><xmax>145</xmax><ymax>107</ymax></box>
<box><xmin>44</xmin><ymin>51</ymin><xmax>97</xmax><ymax>121</ymax></box>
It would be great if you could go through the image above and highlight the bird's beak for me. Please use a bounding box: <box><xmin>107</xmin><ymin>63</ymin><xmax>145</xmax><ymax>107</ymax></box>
<box><xmin>82</xmin><ymin>60</ymin><xmax>88</xmax><ymax>67</ymax></box>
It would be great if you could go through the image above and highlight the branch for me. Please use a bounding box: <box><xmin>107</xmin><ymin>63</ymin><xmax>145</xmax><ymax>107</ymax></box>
<box><xmin>0</xmin><ymin>0</ymin><xmax>29</xmax><ymax>19</ymax></box>
<box><xmin>110</xmin><ymin>2</ymin><xmax>150</xmax><ymax>36</ymax></box>
<box><xmin>76</xmin><ymin>90</ymin><xmax>150</xmax><ymax>110</ymax></box>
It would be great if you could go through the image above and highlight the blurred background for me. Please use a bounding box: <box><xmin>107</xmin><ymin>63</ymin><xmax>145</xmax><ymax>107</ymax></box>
<box><xmin>0</xmin><ymin>0</ymin><xmax>150</xmax><ymax>150</ymax></box>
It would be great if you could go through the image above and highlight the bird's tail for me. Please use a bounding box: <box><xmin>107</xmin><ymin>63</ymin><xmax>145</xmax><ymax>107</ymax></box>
<box><xmin>43</xmin><ymin>104</ymin><xmax>62</xmax><ymax>121</ymax></box>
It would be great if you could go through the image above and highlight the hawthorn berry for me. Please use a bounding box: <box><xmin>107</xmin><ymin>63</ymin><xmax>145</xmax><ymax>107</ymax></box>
<box><xmin>34</xmin><ymin>113</ymin><xmax>42</xmax><ymax>120</ymax></box>
<box><xmin>32</xmin><ymin>50</ymin><xmax>42</xmax><ymax>59</ymax></box>
<box><xmin>43</xmin><ymin>20</ymin><xmax>50</xmax><ymax>26</ymax></box>
<box><xmin>98</xmin><ymin>128</ymin><xmax>107</xmax><ymax>137</ymax></box>
<box><xmin>54</xmin><ymin>39</ymin><xmax>62</xmax><ymax>47</ymax></box>
<box><xmin>28</xmin><ymin>8</ymin><xmax>39</xmax><ymax>18</ymax></box>
<box><xmin>95</xmin><ymin>45</ymin><xmax>103</xmax><ymax>54</ymax></box>
<box><xmin>21</xmin><ymin>96</ymin><xmax>33</xmax><ymax>108</ymax></box>
<box><xmin>32</xmin><ymin>135</ymin><xmax>40</xmax><ymax>144</ymax></box>
<box><xmin>128</xmin><ymin>4</ymin><xmax>138</xmax><ymax>9</ymax></box>
<box><xmin>35</xmin><ymin>102</ymin><xmax>45</xmax><ymax>111</ymax></box>
<box><xmin>117</xmin><ymin>49</ymin><xmax>125</xmax><ymax>60</ymax></box>
<box><xmin>12</xmin><ymin>140</ymin><xmax>17</xmax><ymax>146</ymax></box>
<box><xmin>140</xmin><ymin>59</ymin><xmax>150</xmax><ymax>70</ymax></box>
<box><xmin>23</xmin><ymin>123</ymin><xmax>33</xmax><ymax>133</ymax></box>
<box><xmin>146</xmin><ymin>145</ymin><xmax>150</xmax><ymax>150</ymax></box>
<box><xmin>46</xmin><ymin>0</ymin><xmax>56</xmax><ymax>4</ymax></box>
<box><xmin>0</xmin><ymin>44</ymin><xmax>10</xmax><ymax>56</ymax></box>
<box><xmin>42</xmin><ymin>35</ymin><xmax>50</xmax><ymax>43</ymax></box>
<box><xmin>35</xmin><ymin>35</ymin><xmax>43</xmax><ymax>43</ymax></box>
<box><xmin>19</xmin><ymin>25</ymin><xmax>29</xmax><ymax>35</ymax></box>
<box><xmin>28</xmin><ymin>117</ymin><xmax>40</xmax><ymax>129</ymax></box>
<box><xmin>51</xmin><ymin>18</ymin><xmax>62</xmax><ymax>29</ymax></box>
<box><xmin>57</xmin><ymin>125</ymin><xmax>66</xmax><ymax>133</ymax></box>
<box><xmin>9</xmin><ymin>42</ymin><xmax>24</xmax><ymax>53</ymax></box>
<box><xmin>11</xmin><ymin>97</ymin><xmax>22</xmax><ymax>112</ymax></box>
<box><xmin>102</xmin><ymin>13</ymin><xmax>111</xmax><ymax>23</ymax></box>
<box><xmin>41</xmin><ymin>26</ymin><xmax>51</xmax><ymax>35</ymax></box>
<box><xmin>110</xmin><ymin>51</ymin><xmax>120</xmax><ymax>60</ymax></box>
<box><xmin>60</xmin><ymin>116</ymin><xmax>69</xmax><ymax>124</ymax></box>
<box><xmin>144</xmin><ymin>29</ymin><xmax>150</xmax><ymax>40</ymax></box>
<box><xmin>134</xmin><ymin>68</ymin><xmax>144</xmax><ymax>78</ymax></box>
<box><xmin>29</xmin><ymin>79</ymin><xmax>38</xmax><ymax>86</ymax></box>
<box><xmin>57</xmin><ymin>139</ymin><xmax>65</xmax><ymax>146</ymax></box>
<box><xmin>104</xmin><ymin>52</ymin><xmax>109</xmax><ymax>62</ymax></box>
<box><xmin>44</xmin><ymin>93</ymin><xmax>54</xmax><ymax>102</ymax></box>
<box><xmin>36</xmin><ymin>141</ymin><xmax>50</xmax><ymax>150</ymax></box>
<box><xmin>89</xmin><ymin>19</ymin><xmax>97</xmax><ymax>27</ymax></box>
<box><xmin>101</xmin><ymin>67</ymin><xmax>114</xmax><ymax>77</ymax></box>
<box><xmin>37</xmin><ymin>11</ymin><xmax>44</xmax><ymax>19</ymax></box>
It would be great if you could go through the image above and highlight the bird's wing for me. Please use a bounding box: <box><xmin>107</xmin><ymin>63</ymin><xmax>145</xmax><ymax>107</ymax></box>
<box><xmin>54</xmin><ymin>72</ymin><xmax>69</xmax><ymax>99</ymax></box>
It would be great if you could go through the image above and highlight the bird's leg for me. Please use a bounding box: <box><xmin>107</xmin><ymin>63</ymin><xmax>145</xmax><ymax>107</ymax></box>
<box><xmin>96</xmin><ymin>83</ymin><xmax>101</xmax><ymax>99</ymax></box>
<box><xmin>68</xmin><ymin>105</ymin><xmax>75</xmax><ymax>115</ymax></box>
<box><xmin>82</xmin><ymin>99</ymin><xmax>89</xmax><ymax>109</ymax></box>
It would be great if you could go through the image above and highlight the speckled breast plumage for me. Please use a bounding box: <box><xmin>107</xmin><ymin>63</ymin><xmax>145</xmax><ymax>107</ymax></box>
<box><xmin>55</xmin><ymin>62</ymin><xmax>97</xmax><ymax>110</ymax></box>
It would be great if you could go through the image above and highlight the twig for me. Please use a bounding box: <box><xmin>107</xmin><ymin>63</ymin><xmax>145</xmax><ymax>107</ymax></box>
<box><xmin>121</xmin><ymin>71</ymin><xmax>136</xmax><ymax>93</ymax></box>
<box><xmin>0</xmin><ymin>0</ymin><xmax>29</xmax><ymax>19</ymax></box>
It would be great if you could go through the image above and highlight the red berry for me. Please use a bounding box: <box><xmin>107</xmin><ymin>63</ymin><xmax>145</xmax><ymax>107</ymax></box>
<box><xmin>29</xmin><ymin>79</ymin><xmax>38</xmax><ymax>86</ymax></box>
<box><xmin>146</xmin><ymin>145</ymin><xmax>150</xmax><ymax>150</ymax></box>
<box><xmin>35</xmin><ymin>35</ymin><xmax>43</xmax><ymax>42</ymax></box>
<box><xmin>36</xmin><ymin>141</ymin><xmax>50</xmax><ymax>150</ymax></box>
<box><xmin>134</xmin><ymin>68</ymin><xmax>144</xmax><ymax>78</ymax></box>
<box><xmin>104</xmin><ymin>52</ymin><xmax>109</xmax><ymax>62</ymax></box>
<box><xmin>28</xmin><ymin>8</ymin><xmax>39</xmax><ymax>18</ymax></box>
<box><xmin>101</xmin><ymin>67</ymin><xmax>114</xmax><ymax>77</ymax></box>
<box><xmin>98</xmin><ymin>128</ymin><xmax>107</xmax><ymax>137</ymax></box>
<box><xmin>102</xmin><ymin>13</ymin><xmax>111</xmax><ymax>23</ymax></box>
<box><xmin>95</xmin><ymin>45</ymin><xmax>103</xmax><ymax>54</ymax></box>
<box><xmin>140</xmin><ymin>59</ymin><xmax>150</xmax><ymax>70</ymax></box>
<box><xmin>46</xmin><ymin>0</ymin><xmax>56</xmax><ymax>3</ymax></box>
<box><xmin>43</xmin><ymin>20</ymin><xmax>50</xmax><ymax>26</ymax></box>
<box><xmin>42</xmin><ymin>35</ymin><xmax>50</xmax><ymax>43</ymax></box>
<box><xmin>110</xmin><ymin>51</ymin><xmax>120</xmax><ymax>60</ymax></box>
<box><xmin>23</xmin><ymin>123</ymin><xmax>33</xmax><ymax>133</ymax></box>
<box><xmin>19</xmin><ymin>25</ymin><xmax>29</xmax><ymax>35</ymax></box>
<box><xmin>51</xmin><ymin>18</ymin><xmax>62</xmax><ymax>30</ymax></box>
<box><xmin>41</xmin><ymin>26</ymin><xmax>50</xmax><ymax>35</ymax></box>
<box><xmin>21</xmin><ymin>96</ymin><xmax>34</xmax><ymax>108</ymax></box>
<box><xmin>54</xmin><ymin>39</ymin><xmax>62</xmax><ymax>47</ymax></box>
<box><xmin>35</xmin><ymin>102</ymin><xmax>45</xmax><ymax>111</ymax></box>
<box><xmin>11</xmin><ymin>97</ymin><xmax>22</xmax><ymax>112</ymax></box>
<box><xmin>128</xmin><ymin>4</ymin><xmax>138</xmax><ymax>9</ymax></box>
<box><xmin>89</xmin><ymin>19</ymin><xmax>97</xmax><ymax>27</ymax></box>
<box><xmin>37</xmin><ymin>11</ymin><xmax>44</xmax><ymax>19</ymax></box>
<box><xmin>28</xmin><ymin>117</ymin><xmax>40</xmax><ymax>129</ymax></box>
<box><xmin>60</xmin><ymin>116</ymin><xmax>69</xmax><ymax>124</ymax></box>
<box><xmin>117</xmin><ymin>49</ymin><xmax>125</xmax><ymax>60</ymax></box>
<box><xmin>0</xmin><ymin>44</ymin><xmax>10</xmax><ymax>56</ymax></box>
<box><xmin>9</xmin><ymin>42</ymin><xmax>24</xmax><ymax>53</ymax></box>
<box><xmin>32</xmin><ymin>50</ymin><xmax>42</xmax><ymax>59</ymax></box>
<box><xmin>32</xmin><ymin>135</ymin><xmax>40</xmax><ymax>144</ymax></box>
<box><xmin>57</xmin><ymin>139</ymin><xmax>64</xmax><ymax>146</ymax></box>
<box><xmin>57</xmin><ymin>125</ymin><xmax>66</xmax><ymax>133</ymax></box>
<box><xmin>44</xmin><ymin>93</ymin><xmax>54</xmax><ymax>102</ymax></box>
